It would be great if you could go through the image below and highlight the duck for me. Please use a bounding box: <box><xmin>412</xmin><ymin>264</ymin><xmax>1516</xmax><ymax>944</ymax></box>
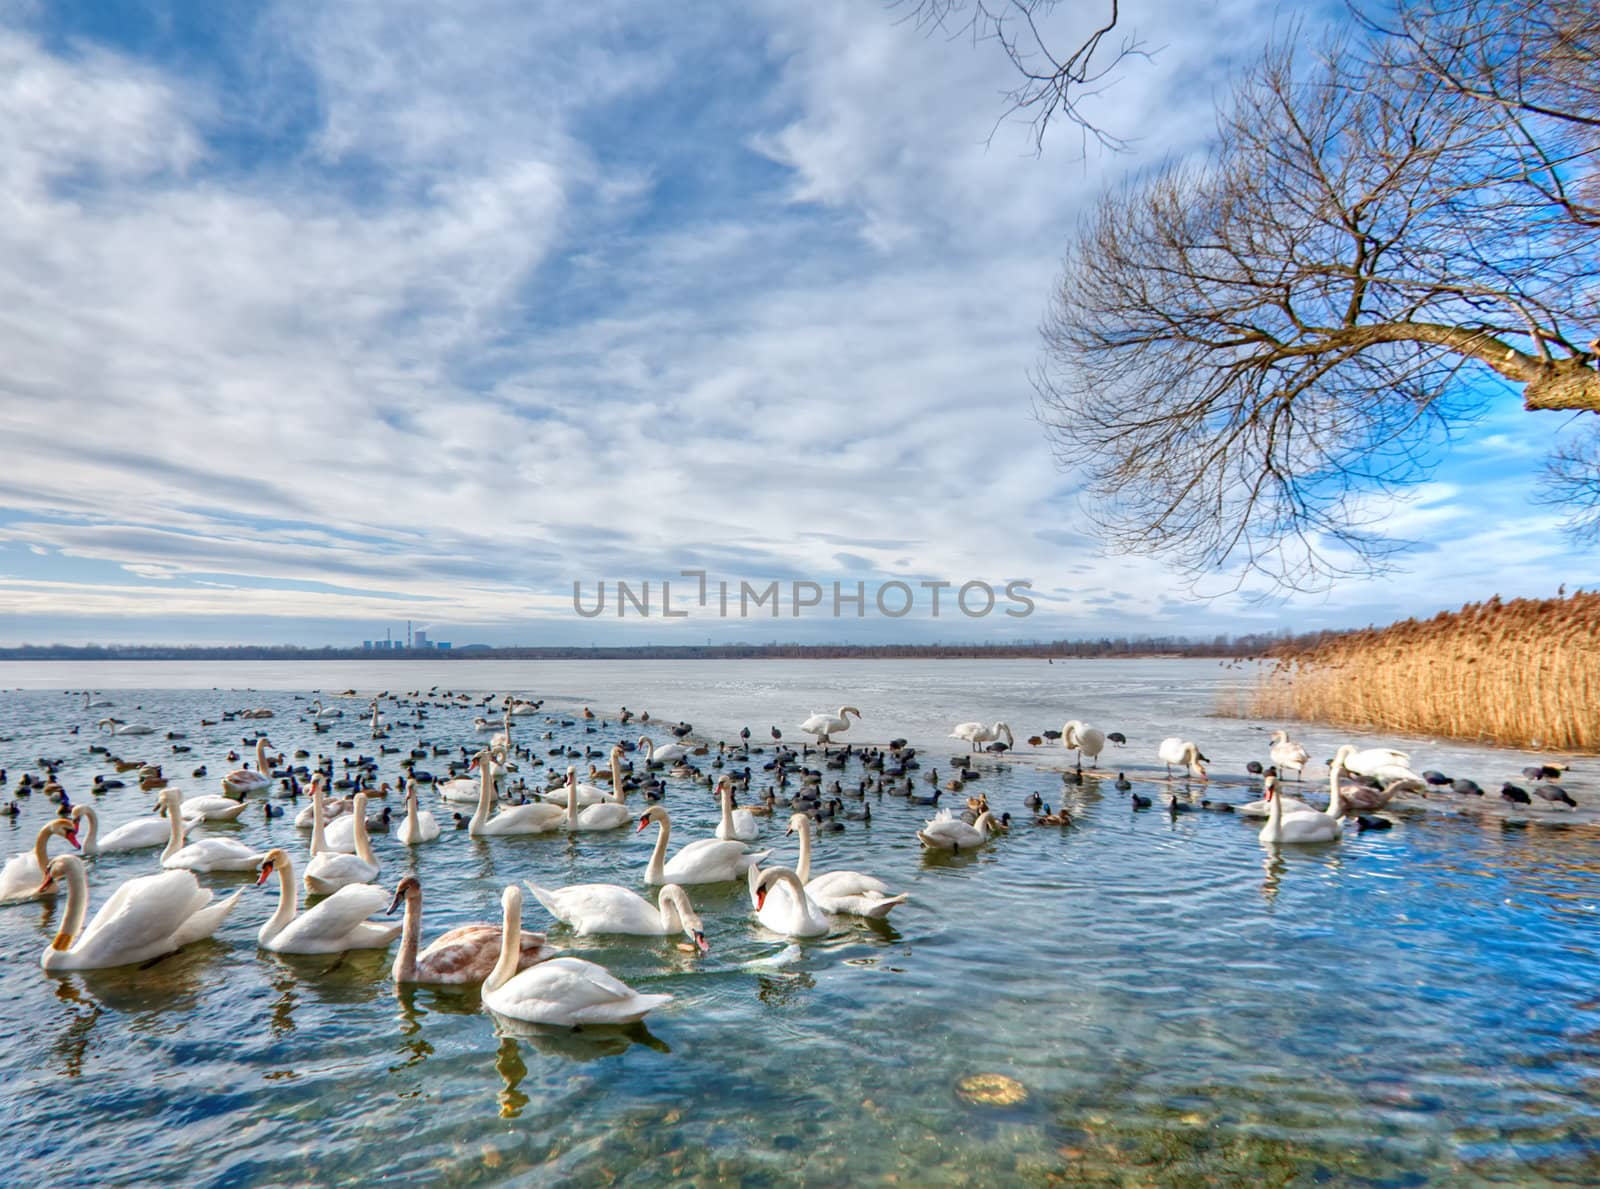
<box><xmin>36</xmin><ymin>854</ymin><xmax>242</xmax><ymax>971</ymax></box>
<box><xmin>637</xmin><ymin>805</ymin><xmax>768</xmax><ymax>885</ymax></box>
<box><xmin>389</xmin><ymin>876</ymin><xmax>557</xmax><ymax>984</ymax></box>
<box><xmin>1034</xmin><ymin>804</ymin><xmax>1072</xmax><ymax>826</ymax></box>
<box><xmin>714</xmin><ymin>776</ymin><xmax>760</xmax><ymax>841</ymax></box>
<box><xmin>481</xmin><ymin>886</ymin><xmax>672</xmax><ymax>1026</ymax></box>
<box><xmin>255</xmin><ymin>849</ymin><xmax>399</xmax><ymax>954</ymax></box>
<box><xmin>395</xmin><ymin>779</ymin><xmax>441</xmax><ymax>844</ymax></box>
<box><xmin>159</xmin><ymin>790</ymin><xmax>262</xmax><ymax>873</ymax></box>
<box><xmin>0</xmin><ymin>818</ymin><xmax>81</xmax><ymax>904</ymax></box>
<box><xmin>916</xmin><ymin>808</ymin><xmax>1004</xmax><ymax>852</ymax></box>
<box><xmin>304</xmin><ymin>791</ymin><xmax>381</xmax><ymax>894</ymax></box>
<box><xmin>525</xmin><ymin>880</ymin><xmax>709</xmax><ymax>950</ymax></box>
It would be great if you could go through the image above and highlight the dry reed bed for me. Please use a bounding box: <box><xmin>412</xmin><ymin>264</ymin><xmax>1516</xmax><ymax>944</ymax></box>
<box><xmin>1241</xmin><ymin>592</ymin><xmax>1600</xmax><ymax>753</ymax></box>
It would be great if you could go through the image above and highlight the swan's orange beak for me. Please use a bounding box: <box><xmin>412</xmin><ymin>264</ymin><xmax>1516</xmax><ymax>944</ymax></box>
<box><xmin>255</xmin><ymin>861</ymin><xmax>274</xmax><ymax>886</ymax></box>
<box><xmin>755</xmin><ymin>889</ymin><xmax>767</xmax><ymax>911</ymax></box>
<box><xmin>635</xmin><ymin>815</ymin><xmax>649</xmax><ymax>832</ymax></box>
<box><xmin>385</xmin><ymin>888</ymin><xmax>405</xmax><ymax>915</ymax></box>
<box><xmin>64</xmin><ymin>827</ymin><xmax>81</xmax><ymax>850</ymax></box>
<box><xmin>693</xmin><ymin>930</ymin><xmax>709</xmax><ymax>954</ymax></box>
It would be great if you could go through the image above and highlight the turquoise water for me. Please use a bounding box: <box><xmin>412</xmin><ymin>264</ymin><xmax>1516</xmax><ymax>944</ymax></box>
<box><xmin>2</xmin><ymin>662</ymin><xmax>1598</xmax><ymax>1186</ymax></box>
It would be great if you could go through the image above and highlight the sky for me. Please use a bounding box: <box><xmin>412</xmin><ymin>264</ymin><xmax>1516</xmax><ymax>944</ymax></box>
<box><xmin>0</xmin><ymin>0</ymin><xmax>1593</xmax><ymax>649</ymax></box>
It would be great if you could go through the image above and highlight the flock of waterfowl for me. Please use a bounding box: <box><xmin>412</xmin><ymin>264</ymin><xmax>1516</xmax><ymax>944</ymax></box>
<box><xmin>0</xmin><ymin>689</ymin><xmax>1584</xmax><ymax>1033</ymax></box>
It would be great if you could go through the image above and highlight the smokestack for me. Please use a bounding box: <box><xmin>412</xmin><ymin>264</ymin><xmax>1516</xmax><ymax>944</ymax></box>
<box><xmin>408</xmin><ymin>620</ymin><xmax>412</xmax><ymax>649</ymax></box>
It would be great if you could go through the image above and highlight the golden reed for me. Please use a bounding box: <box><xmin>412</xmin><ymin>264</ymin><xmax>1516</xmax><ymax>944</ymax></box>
<box><xmin>1237</xmin><ymin>592</ymin><xmax>1600</xmax><ymax>752</ymax></box>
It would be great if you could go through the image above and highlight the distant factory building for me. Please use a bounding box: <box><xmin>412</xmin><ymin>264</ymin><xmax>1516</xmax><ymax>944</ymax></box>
<box><xmin>414</xmin><ymin>630</ymin><xmax>430</xmax><ymax>648</ymax></box>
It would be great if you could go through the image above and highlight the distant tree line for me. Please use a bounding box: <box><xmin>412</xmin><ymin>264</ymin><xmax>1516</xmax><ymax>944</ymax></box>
<box><xmin>0</xmin><ymin>634</ymin><xmax>1331</xmax><ymax>662</ymax></box>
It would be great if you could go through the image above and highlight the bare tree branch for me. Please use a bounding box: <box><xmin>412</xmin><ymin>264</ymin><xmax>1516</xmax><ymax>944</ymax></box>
<box><xmin>1035</xmin><ymin>16</ymin><xmax>1600</xmax><ymax>589</ymax></box>
<box><xmin>891</xmin><ymin>1</ymin><xmax>1150</xmax><ymax>151</ymax></box>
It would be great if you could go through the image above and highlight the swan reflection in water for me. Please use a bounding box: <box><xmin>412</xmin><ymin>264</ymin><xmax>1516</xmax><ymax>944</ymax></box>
<box><xmin>490</xmin><ymin>1019</ymin><xmax>670</xmax><ymax>1113</ymax></box>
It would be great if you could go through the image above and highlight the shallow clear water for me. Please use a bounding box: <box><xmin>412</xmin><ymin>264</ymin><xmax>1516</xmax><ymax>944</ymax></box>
<box><xmin>2</xmin><ymin>660</ymin><xmax>1597</xmax><ymax>1187</ymax></box>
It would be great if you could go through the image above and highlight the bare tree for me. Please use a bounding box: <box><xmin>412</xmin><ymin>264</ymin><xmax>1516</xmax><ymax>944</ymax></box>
<box><xmin>1035</xmin><ymin>10</ymin><xmax>1599</xmax><ymax>588</ymax></box>
<box><xmin>893</xmin><ymin>1</ymin><xmax>1146</xmax><ymax>150</ymax></box>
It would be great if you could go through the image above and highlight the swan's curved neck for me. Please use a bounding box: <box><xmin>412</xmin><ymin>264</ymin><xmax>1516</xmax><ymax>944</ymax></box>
<box><xmin>76</xmin><ymin>808</ymin><xmax>98</xmax><ymax>855</ymax></box>
<box><xmin>470</xmin><ymin>760</ymin><xmax>495</xmax><ymax>834</ymax></box>
<box><xmin>162</xmin><ymin>797</ymin><xmax>186</xmax><ymax>861</ymax></box>
<box><xmin>610</xmin><ymin>752</ymin><xmax>625</xmax><ymax>802</ymax></box>
<box><xmin>718</xmin><ymin>783</ymin><xmax>734</xmax><ymax>834</ymax></box>
<box><xmin>46</xmin><ymin>859</ymin><xmax>90</xmax><ymax>961</ymax></box>
<box><xmin>1326</xmin><ymin>766</ymin><xmax>1344</xmax><ymax>820</ymax></box>
<box><xmin>35</xmin><ymin>826</ymin><xmax>61</xmax><ymax>875</ymax></box>
<box><xmin>772</xmin><ymin>869</ymin><xmax>808</xmax><ymax>910</ymax></box>
<box><xmin>565</xmin><ymin>773</ymin><xmax>578</xmax><ymax>820</ymax></box>
<box><xmin>794</xmin><ymin>819</ymin><xmax>812</xmax><ymax>882</ymax></box>
<box><xmin>403</xmin><ymin>785</ymin><xmax>420</xmax><ymax>835</ymax></box>
<box><xmin>352</xmin><ymin>802</ymin><xmax>376</xmax><ymax>865</ymax></box>
<box><xmin>658</xmin><ymin>887</ymin><xmax>683</xmax><ymax>932</ymax></box>
<box><xmin>645</xmin><ymin>815</ymin><xmax>670</xmax><ymax>883</ymax></box>
<box><xmin>639</xmin><ymin>737</ymin><xmax>655</xmax><ymax>763</ymax></box>
<box><xmin>263</xmin><ymin>858</ymin><xmax>298</xmax><ymax>941</ymax></box>
<box><xmin>485</xmin><ymin>894</ymin><xmax>522</xmax><ymax>993</ymax></box>
<box><xmin>256</xmin><ymin>739</ymin><xmax>269</xmax><ymax>775</ymax></box>
<box><xmin>309</xmin><ymin>784</ymin><xmax>329</xmax><ymax>855</ymax></box>
<box><xmin>394</xmin><ymin>888</ymin><xmax>421</xmax><ymax>982</ymax></box>
<box><xmin>1264</xmin><ymin>784</ymin><xmax>1283</xmax><ymax>841</ymax></box>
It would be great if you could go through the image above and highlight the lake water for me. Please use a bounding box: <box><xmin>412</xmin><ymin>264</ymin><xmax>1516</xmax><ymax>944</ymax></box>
<box><xmin>2</xmin><ymin>659</ymin><xmax>1596</xmax><ymax>1186</ymax></box>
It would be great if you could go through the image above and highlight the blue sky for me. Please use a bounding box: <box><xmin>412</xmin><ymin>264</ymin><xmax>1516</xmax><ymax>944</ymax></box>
<box><xmin>0</xmin><ymin>0</ymin><xmax>1592</xmax><ymax>648</ymax></box>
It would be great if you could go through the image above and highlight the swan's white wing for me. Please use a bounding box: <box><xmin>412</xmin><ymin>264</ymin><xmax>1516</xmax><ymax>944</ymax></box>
<box><xmin>807</xmin><ymin>870</ymin><xmax>890</xmax><ymax>898</ymax></box>
<box><xmin>500</xmin><ymin>957</ymin><xmax>650</xmax><ymax>1011</ymax></box>
<box><xmin>528</xmin><ymin>882</ymin><xmax>656</xmax><ymax>932</ymax></box>
<box><xmin>79</xmin><ymin>871</ymin><xmax>210</xmax><ymax>954</ymax></box>
<box><xmin>277</xmin><ymin>883</ymin><xmax>389</xmax><ymax>946</ymax></box>
<box><xmin>0</xmin><ymin>850</ymin><xmax>44</xmax><ymax>900</ymax></box>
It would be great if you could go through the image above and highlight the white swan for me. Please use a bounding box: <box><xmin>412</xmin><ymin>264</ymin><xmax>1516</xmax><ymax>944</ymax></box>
<box><xmin>37</xmin><ymin>854</ymin><xmax>241</xmax><ymax>971</ymax></box>
<box><xmin>1333</xmin><ymin>743</ymin><xmax>1420</xmax><ymax>786</ymax></box>
<box><xmin>786</xmin><ymin>813</ymin><xmax>907</xmax><ymax>919</ymax></box>
<box><xmin>714</xmin><ymin>776</ymin><xmax>760</xmax><ymax>841</ymax></box>
<box><xmin>1258</xmin><ymin>774</ymin><xmax>1343</xmax><ymax>845</ymax></box>
<box><xmin>637</xmin><ymin>735</ymin><xmax>690</xmax><ymax>767</ymax></box>
<box><xmin>255</xmin><ymin>848</ymin><xmax>398</xmax><ymax>953</ymax></box>
<box><xmin>950</xmin><ymin>721</ymin><xmax>1014</xmax><ymax>752</ymax></box>
<box><xmin>562</xmin><ymin>767</ymin><xmax>630</xmax><ymax>831</ymax></box>
<box><xmin>178</xmin><ymin>794</ymin><xmax>250</xmax><ymax>823</ymax></box>
<box><xmin>395</xmin><ymin>780</ymin><xmax>440</xmax><ymax>845</ymax></box>
<box><xmin>159</xmin><ymin>789</ymin><xmax>262</xmax><ymax>873</ymax></box>
<box><xmin>221</xmin><ymin>738</ymin><xmax>275</xmax><ymax>796</ymax></box>
<box><xmin>97</xmin><ymin>717</ymin><xmax>155</xmax><ymax>736</ymax></box>
<box><xmin>547</xmin><ymin>746</ymin><xmax>627</xmax><ymax>808</ymax></box>
<box><xmin>468</xmin><ymin>749</ymin><xmax>563</xmax><ymax>836</ymax></box>
<box><xmin>304</xmin><ymin>791</ymin><xmax>380</xmax><ymax>894</ymax></box>
<box><xmin>638</xmin><ymin>804</ymin><xmax>769</xmax><ymax>885</ymax></box>
<box><xmin>308</xmin><ymin>699</ymin><xmax>343</xmax><ymax>719</ymax></box>
<box><xmin>1158</xmin><ymin>737</ymin><xmax>1208</xmax><ymax>779</ymax></box>
<box><xmin>797</xmin><ymin>706</ymin><xmax>860</xmax><ymax>745</ymax></box>
<box><xmin>1062</xmin><ymin>720</ymin><xmax>1106</xmax><ymax>767</ymax></box>
<box><xmin>1268</xmin><ymin>730</ymin><xmax>1311</xmax><ymax>780</ymax></box>
<box><xmin>389</xmin><ymin>875</ymin><xmax>555</xmax><ymax>984</ymax></box>
<box><xmin>71</xmin><ymin>800</ymin><xmax>196</xmax><ymax>854</ymax></box>
<box><xmin>525</xmin><ymin>880</ymin><xmax>708</xmax><ymax>950</ymax></box>
<box><xmin>82</xmin><ymin>691</ymin><xmax>113</xmax><ymax>709</ymax></box>
<box><xmin>482</xmin><ymin>886</ymin><xmax>672</xmax><ymax>1026</ymax></box>
<box><xmin>749</xmin><ymin>866</ymin><xmax>831</xmax><ymax>938</ymax></box>
<box><xmin>916</xmin><ymin>808</ymin><xmax>1003</xmax><ymax>852</ymax></box>
<box><xmin>0</xmin><ymin>819</ymin><xmax>80</xmax><ymax>904</ymax></box>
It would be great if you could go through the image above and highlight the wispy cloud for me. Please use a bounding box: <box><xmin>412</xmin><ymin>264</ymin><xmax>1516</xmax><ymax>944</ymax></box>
<box><xmin>0</xmin><ymin>1</ymin><xmax>1590</xmax><ymax>647</ymax></box>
